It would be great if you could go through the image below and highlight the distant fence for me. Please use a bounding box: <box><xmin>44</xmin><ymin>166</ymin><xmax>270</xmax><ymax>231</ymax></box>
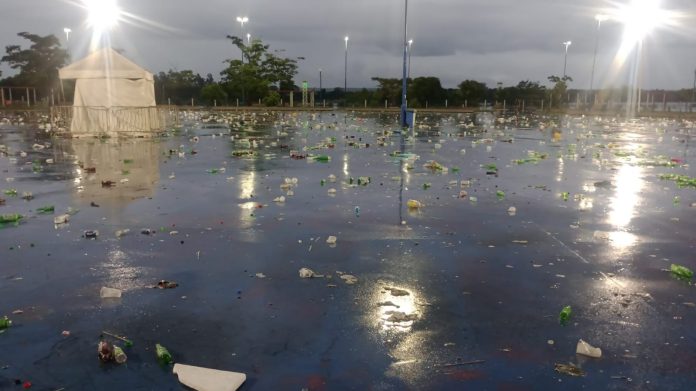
<box><xmin>50</xmin><ymin>106</ymin><xmax>180</xmax><ymax>137</ymax></box>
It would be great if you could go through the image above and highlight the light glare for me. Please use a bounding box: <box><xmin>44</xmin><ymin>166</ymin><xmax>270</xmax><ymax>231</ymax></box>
<box><xmin>84</xmin><ymin>0</ymin><xmax>121</xmax><ymax>33</ymax></box>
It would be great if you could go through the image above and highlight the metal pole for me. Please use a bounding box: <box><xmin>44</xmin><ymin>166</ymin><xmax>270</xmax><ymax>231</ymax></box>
<box><xmin>692</xmin><ymin>68</ymin><xmax>696</xmax><ymax>105</ymax></box>
<box><xmin>319</xmin><ymin>69</ymin><xmax>323</xmax><ymax>101</ymax></box>
<box><xmin>344</xmin><ymin>38</ymin><xmax>348</xmax><ymax>93</ymax></box>
<box><xmin>1</xmin><ymin>88</ymin><xmax>4</xmax><ymax>107</ymax></box>
<box><xmin>400</xmin><ymin>0</ymin><xmax>409</xmax><ymax>127</ymax></box>
<box><xmin>407</xmin><ymin>40</ymin><xmax>413</xmax><ymax>80</ymax></box>
<box><xmin>589</xmin><ymin>19</ymin><xmax>602</xmax><ymax>103</ymax></box>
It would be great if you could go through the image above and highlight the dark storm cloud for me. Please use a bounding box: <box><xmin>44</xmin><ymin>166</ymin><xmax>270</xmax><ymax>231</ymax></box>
<box><xmin>2</xmin><ymin>0</ymin><xmax>695</xmax><ymax>89</ymax></box>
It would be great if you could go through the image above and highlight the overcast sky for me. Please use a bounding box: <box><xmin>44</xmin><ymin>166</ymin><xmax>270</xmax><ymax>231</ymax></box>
<box><xmin>1</xmin><ymin>0</ymin><xmax>695</xmax><ymax>89</ymax></box>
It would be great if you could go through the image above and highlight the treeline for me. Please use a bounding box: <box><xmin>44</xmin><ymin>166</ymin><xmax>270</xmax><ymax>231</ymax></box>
<box><xmin>1</xmin><ymin>31</ymin><xmax>695</xmax><ymax>109</ymax></box>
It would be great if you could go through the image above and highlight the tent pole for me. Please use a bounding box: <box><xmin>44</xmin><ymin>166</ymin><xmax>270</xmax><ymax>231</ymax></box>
<box><xmin>60</xmin><ymin>80</ymin><xmax>66</xmax><ymax>105</ymax></box>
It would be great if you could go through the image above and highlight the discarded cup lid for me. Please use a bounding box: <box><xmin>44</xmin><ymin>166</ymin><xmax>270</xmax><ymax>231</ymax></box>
<box><xmin>173</xmin><ymin>363</ymin><xmax>246</xmax><ymax>391</ymax></box>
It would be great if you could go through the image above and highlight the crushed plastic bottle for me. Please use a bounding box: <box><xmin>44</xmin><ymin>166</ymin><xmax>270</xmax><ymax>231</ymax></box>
<box><xmin>113</xmin><ymin>345</ymin><xmax>128</xmax><ymax>364</ymax></box>
<box><xmin>559</xmin><ymin>305</ymin><xmax>572</xmax><ymax>325</ymax></box>
<box><xmin>54</xmin><ymin>214</ymin><xmax>70</xmax><ymax>225</ymax></box>
<box><xmin>0</xmin><ymin>316</ymin><xmax>12</xmax><ymax>331</ymax></box>
<box><xmin>156</xmin><ymin>343</ymin><xmax>173</xmax><ymax>364</ymax></box>
<box><xmin>671</xmin><ymin>264</ymin><xmax>693</xmax><ymax>281</ymax></box>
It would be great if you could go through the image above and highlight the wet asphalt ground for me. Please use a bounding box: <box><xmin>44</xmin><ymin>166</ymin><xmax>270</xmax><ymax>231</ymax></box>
<box><xmin>1</xmin><ymin>111</ymin><xmax>695</xmax><ymax>390</ymax></box>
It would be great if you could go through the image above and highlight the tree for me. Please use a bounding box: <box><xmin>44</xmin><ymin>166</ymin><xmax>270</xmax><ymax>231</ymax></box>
<box><xmin>220</xmin><ymin>36</ymin><xmax>298</xmax><ymax>104</ymax></box>
<box><xmin>458</xmin><ymin>80</ymin><xmax>487</xmax><ymax>105</ymax></box>
<box><xmin>200</xmin><ymin>83</ymin><xmax>228</xmax><ymax>106</ymax></box>
<box><xmin>155</xmin><ymin>70</ymin><xmax>205</xmax><ymax>105</ymax></box>
<box><xmin>372</xmin><ymin>77</ymin><xmax>402</xmax><ymax>106</ymax></box>
<box><xmin>1</xmin><ymin>32</ymin><xmax>69</xmax><ymax>97</ymax></box>
<box><xmin>548</xmin><ymin>75</ymin><xmax>573</xmax><ymax>108</ymax></box>
<box><xmin>410</xmin><ymin>77</ymin><xmax>444</xmax><ymax>107</ymax></box>
<box><xmin>515</xmin><ymin>80</ymin><xmax>546</xmax><ymax>102</ymax></box>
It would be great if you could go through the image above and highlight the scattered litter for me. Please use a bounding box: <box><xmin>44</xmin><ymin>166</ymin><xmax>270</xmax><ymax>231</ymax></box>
<box><xmin>0</xmin><ymin>316</ymin><xmax>12</xmax><ymax>332</ymax></box>
<box><xmin>273</xmin><ymin>196</ymin><xmax>286</xmax><ymax>203</ymax></box>
<box><xmin>385</xmin><ymin>287</ymin><xmax>410</xmax><ymax>296</ymax></box>
<box><xmin>507</xmin><ymin>206</ymin><xmax>517</xmax><ymax>216</ymax></box>
<box><xmin>340</xmin><ymin>274</ymin><xmax>358</xmax><ymax>285</ymax></box>
<box><xmin>115</xmin><ymin>229</ymin><xmax>130</xmax><ymax>238</ymax></box>
<box><xmin>385</xmin><ymin>311</ymin><xmax>418</xmax><ymax>323</ymax></box>
<box><xmin>173</xmin><ymin>363</ymin><xmax>246</xmax><ymax>391</ymax></box>
<box><xmin>54</xmin><ymin>214</ymin><xmax>70</xmax><ymax>225</ymax></box>
<box><xmin>670</xmin><ymin>264</ymin><xmax>693</xmax><ymax>281</ymax></box>
<box><xmin>113</xmin><ymin>346</ymin><xmax>128</xmax><ymax>364</ymax></box>
<box><xmin>156</xmin><ymin>343</ymin><xmax>173</xmax><ymax>364</ymax></box>
<box><xmin>36</xmin><ymin>206</ymin><xmax>54</xmax><ymax>214</ymax></box>
<box><xmin>576</xmin><ymin>339</ymin><xmax>602</xmax><ymax>358</ymax></box>
<box><xmin>84</xmin><ymin>230</ymin><xmax>99</xmax><ymax>239</ymax></box>
<box><xmin>441</xmin><ymin>359</ymin><xmax>486</xmax><ymax>368</ymax></box>
<box><xmin>255</xmin><ymin>273</ymin><xmax>267</xmax><ymax>279</ymax></box>
<box><xmin>102</xmin><ymin>331</ymin><xmax>133</xmax><ymax>347</ymax></box>
<box><xmin>98</xmin><ymin>340</ymin><xmax>114</xmax><ymax>362</ymax></box>
<box><xmin>299</xmin><ymin>268</ymin><xmax>324</xmax><ymax>278</ymax></box>
<box><xmin>554</xmin><ymin>363</ymin><xmax>585</xmax><ymax>377</ymax></box>
<box><xmin>559</xmin><ymin>305</ymin><xmax>572</xmax><ymax>326</ymax></box>
<box><xmin>326</xmin><ymin>236</ymin><xmax>337</xmax><ymax>245</ymax></box>
<box><xmin>407</xmin><ymin>200</ymin><xmax>423</xmax><ymax>209</ymax></box>
<box><xmin>155</xmin><ymin>280</ymin><xmax>179</xmax><ymax>289</ymax></box>
<box><xmin>100</xmin><ymin>287</ymin><xmax>122</xmax><ymax>298</ymax></box>
<box><xmin>0</xmin><ymin>214</ymin><xmax>22</xmax><ymax>224</ymax></box>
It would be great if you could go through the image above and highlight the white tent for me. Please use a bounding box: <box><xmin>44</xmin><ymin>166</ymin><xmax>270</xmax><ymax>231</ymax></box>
<box><xmin>59</xmin><ymin>48</ymin><xmax>160</xmax><ymax>137</ymax></box>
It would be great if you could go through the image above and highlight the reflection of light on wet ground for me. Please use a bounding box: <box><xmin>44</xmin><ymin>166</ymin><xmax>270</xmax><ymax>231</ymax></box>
<box><xmin>607</xmin><ymin>231</ymin><xmax>638</xmax><ymax>248</ymax></box>
<box><xmin>608</xmin><ymin>164</ymin><xmax>643</xmax><ymax>229</ymax></box>
<box><xmin>238</xmin><ymin>171</ymin><xmax>256</xmax><ymax>199</ymax></box>
<box><xmin>578</xmin><ymin>196</ymin><xmax>594</xmax><ymax>211</ymax></box>
<box><xmin>556</xmin><ymin>157</ymin><xmax>564</xmax><ymax>182</ymax></box>
<box><xmin>376</xmin><ymin>286</ymin><xmax>418</xmax><ymax>333</ymax></box>
<box><xmin>582</xmin><ymin>182</ymin><xmax>596</xmax><ymax>193</ymax></box>
<box><xmin>343</xmin><ymin>153</ymin><xmax>350</xmax><ymax>177</ymax></box>
<box><xmin>100</xmin><ymin>248</ymin><xmax>143</xmax><ymax>291</ymax></box>
<box><xmin>590</xmin><ymin>272</ymin><xmax>652</xmax><ymax>333</ymax></box>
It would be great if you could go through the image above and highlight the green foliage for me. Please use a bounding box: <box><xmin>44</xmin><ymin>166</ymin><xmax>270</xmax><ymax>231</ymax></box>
<box><xmin>200</xmin><ymin>83</ymin><xmax>228</xmax><ymax>106</ymax></box>
<box><xmin>547</xmin><ymin>75</ymin><xmax>573</xmax><ymax>108</ymax></box>
<box><xmin>1</xmin><ymin>32</ymin><xmax>69</xmax><ymax>97</ymax></box>
<box><xmin>263</xmin><ymin>91</ymin><xmax>281</xmax><ymax>106</ymax></box>
<box><xmin>409</xmin><ymin>77</ymin><xmax>445</xmax><ymax>107</ymax></box>
<box><xmin>221</xmin><ymin>36</ymin><xmax>298</xmax><ymax>105</ymax></box>
<box><xmin>372</xmin><ymin>77</ymin><xmax>403</xmax><ymax>106</ymax></box>
<box><xmin>155</xmin><ymin>70</ymin><xmax>205</xmax><ymax>105</ymax></box>
<box><xmin>458</xmin><ymin>80</ymin><xmax>487</xmax><ymax>105</ymax></box>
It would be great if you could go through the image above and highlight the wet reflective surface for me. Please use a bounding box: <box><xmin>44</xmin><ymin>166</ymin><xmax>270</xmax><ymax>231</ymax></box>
<box><xmin>1</xmin><ymin>111</ymin><xmax>695</xmax><ymax>389</ymax></box>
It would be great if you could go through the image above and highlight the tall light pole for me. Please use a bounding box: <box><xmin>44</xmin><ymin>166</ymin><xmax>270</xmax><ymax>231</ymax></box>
<box><xmin>692</xmin><ymin>68</ymin><xmax>696</xmax><ymax>105</ymax></box>
<box><xmin>236</xmin><ymin>16</ymin><xmax>248</xmax><ymax>61</ymax></box>
<box><xmin>246</xmin><ymin>33</ymin><xmax>251</xmax><ymax>44</ymax></box>
<box><xmin>562</xmin><ymin>41</ymin><xmax>572</xmax><ymax>78</ymax></box>
<box><xmin>590</xmin><ymin>15</ymin><xmax>608</xmax><ymax>105</ymax></box>
<box><xmin>400</xmin><ymin>0</ymin><xmax>409</xmax><ymax>127</ymax></box>
<box><xmin>319</xmin><ymin>68</ymin><xmax>323</xmax><ymax>99</ymax></box>
<box><xmin>344</xmin><ymin>36</ymin><xmax>349</xmax><ymax>93</ymax></box>
<box><xmin>407</xmin><ymin>39</ymin><xmax>413</xmax><ymax>80</ymax></box>
<box><xmin>63</xmin><ymin>27</ymin><xmax>72</xmax><ymax>58</ymax></box>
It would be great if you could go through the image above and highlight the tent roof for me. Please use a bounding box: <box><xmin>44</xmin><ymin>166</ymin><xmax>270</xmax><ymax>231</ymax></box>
<box><xmin>59</xmin><ymin>47</ymin><xmax>154</xmax><ymax>81</ymax></box>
